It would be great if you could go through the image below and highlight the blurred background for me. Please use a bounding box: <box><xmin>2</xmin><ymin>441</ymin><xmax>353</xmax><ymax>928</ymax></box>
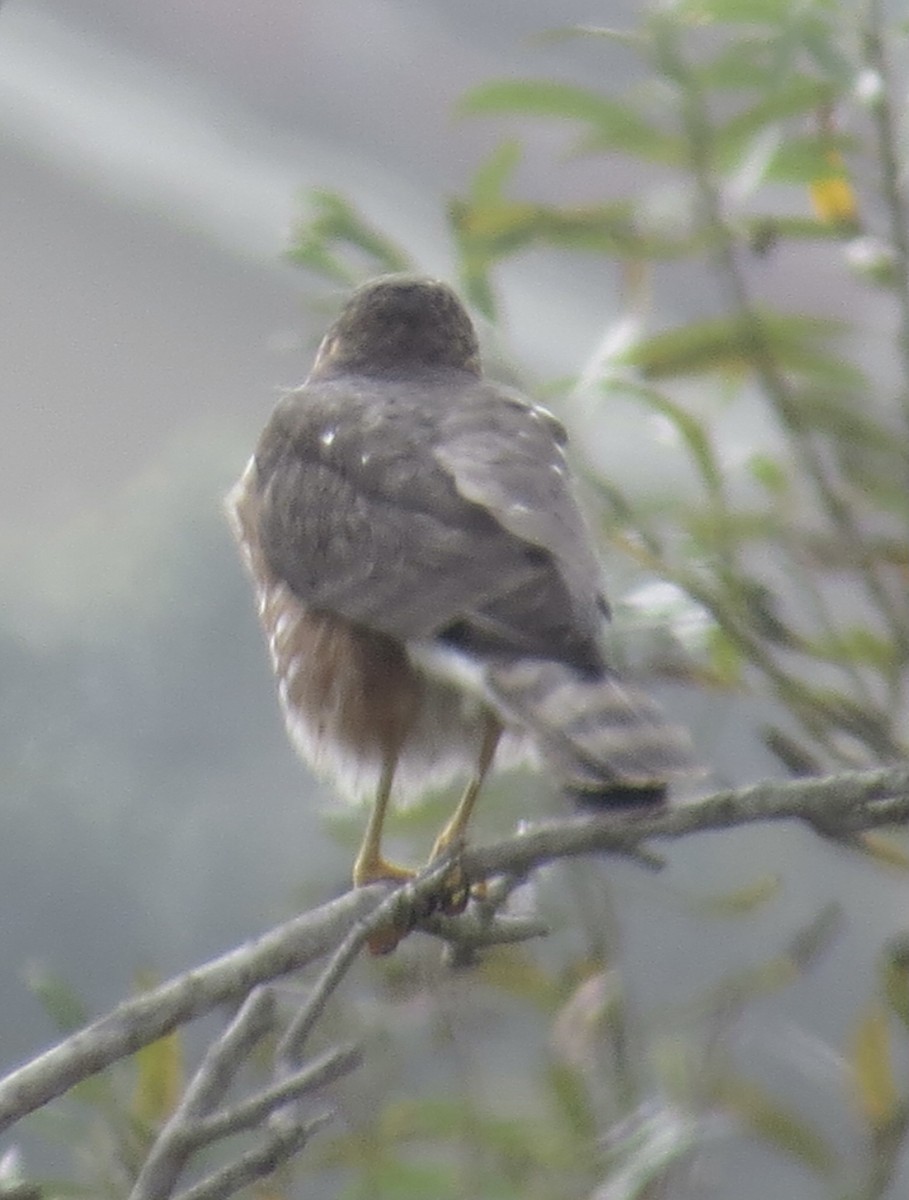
<box><xmin>1</xmin><ymin>1</ymin><xmax>908</xmax><ymax>1196</ymax></box>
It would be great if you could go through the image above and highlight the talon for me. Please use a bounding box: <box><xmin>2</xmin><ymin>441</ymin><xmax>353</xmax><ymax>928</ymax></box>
<box><xmin>352</xmin><ymin>856</ymin><xmax>416</xmax><ymax>888</ymax></box>
<box><xmin>354</xmin><ymin>855</ymin><xmax>417</xmax><ymax>955</ymax></box>
<box><xmin>438</xmin><ymin>860</ymin><xmax>470</xmax><ymax>916</ymax></box>
<box><xmin>366</xmin><ymin>919</ymin><xmax>411</xmax><ymax>956</ymax></box>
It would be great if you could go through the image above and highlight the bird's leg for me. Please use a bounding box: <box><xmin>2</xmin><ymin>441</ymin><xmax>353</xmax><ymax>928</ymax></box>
<box><xmin>428</xmin><ymin>715</ymin><xmax>502</xmax><ymax>913</ymax></box>
<box><xmin>354</xmin><ymin>754</ymin><xmax>418</xmax><ymax>956</ymax></box>
<box><xmin>352</xmin><ymin>754</ymin><xmax>415</xmax><ymax>887</ymax></box>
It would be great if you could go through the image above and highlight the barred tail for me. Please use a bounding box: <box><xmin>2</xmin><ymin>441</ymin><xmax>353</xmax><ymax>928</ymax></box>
<box><xmin>485</xmin><ymin>659</ymin><xmax>696</xmax><ymax>806</ymax></box>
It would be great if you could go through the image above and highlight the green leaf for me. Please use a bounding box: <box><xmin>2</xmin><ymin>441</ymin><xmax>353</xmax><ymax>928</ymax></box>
<box><xmin>715</xmin><ymin>76</ymin><xmax>836</xmax><ymax>167</ymax></box>
<box><xmin>675</xmin><ymin>0</ymin><xmax>796</xmax><ymax>23</ymax></box>
<box><xmin>613</xmin><ymin>381</ymin><xmax>723</xmax><ymax>496</ymax></box>
<box><xmin>26</xmin><ymin>965</ymin><xmax>89</xmax><ymax>1034</ymax></box>
<box><xmin>476</xmin><ymin>947</ymin><xmax>563</xmax><ymax>1012</ymax></box>
<box><xmin>803</xmin><ymin>627</ymin><xmax>897</xmax><ymax>671</ymax></box>
<box><xmin>851</xmin><ymin>1004</ymin><xmax>900</xmax><ymax>1130</ymax></box>
<box><xmin>133</xmin><ymin>1030</ymin><xmax>184</xmax><ymax>1127</ymax></box>
<box><xmin>743</xmin><ymin>215</ymin><xmax>850</xmax><ymax>252</ymax></box>
<box><xmin>287</xmin><ymin>190</ymin><xmax>414</xmax><ymax>284</ymax></box>
<box><xmin>461</xmin><ymin>80</ymin><xmax>678</xmax><ymax>162</ymax></box>
<box><xmin>798</xmin><ymin>13</ymin><xmax>853</xmax><ymax>82</ymax></box>
<box><xmin>706</xmin><ymin>626</ymin><xmax>746</xmax><ymax>686</ymax></box>
<box><xmin>881</xmin><ymin>937</ymin><xmax>909</xmax><ymax>1032</ymax></box>
<box><xmin>718</xmin><ymin>1076</ymin><xmax>835</xmax><ymax>1176</ymax></box>
<box><xmin>693</xmin><ymin>874</ymin><xmax>782</xmax><ymax>916</ymax></box>
<box><xmin>748</xmin><ymin>452</ymin><xmax>789</xmax><ymax>495</ymax></box>
<box><xmin>695</xmin><ymin>37</ymin><xmax>782</xmax><ymax>89</ymax></box>
<box><xmin>765</xmin><ymin>134</ymin><xmax>857</xmax><ymax>184</ymax></box>
<box><xmin>685</xmin><ymin>508</ymin><xmax>783</xmax><ymax>551</ymax></box>
<box><xmin>545</xmin><ymin>1062</ymin><xmax>597</xmax><ymax>1143</ymax></box>
<box><xmin>618</xmin><ymin>311</ymin><xmax>864</xmax><ymax>386</ymax></box>
<box><xmin>469</xmin><ymin>140</ymin><xmax>522</xmax><ymax>205</ymax></box>
<box><xmin>784</xmin><ymin>902</ymin><xmax>842</xmax><ymax>973</ymax></box>
<box><xmin>854</xmin><ymin>834</ymin><xmax>909</xmax><ymax>872</ymax></box>
<box><xmin>793</xmin><ymin>390</ymin><xmax>898</xmax><ymax>450</ymax></box>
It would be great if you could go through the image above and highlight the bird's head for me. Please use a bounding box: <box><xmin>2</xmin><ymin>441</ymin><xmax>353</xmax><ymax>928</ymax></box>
<box><xmin>311</xmin><ymin>275</ymin><xmax>481</xmax><ymax>378</ymax></box>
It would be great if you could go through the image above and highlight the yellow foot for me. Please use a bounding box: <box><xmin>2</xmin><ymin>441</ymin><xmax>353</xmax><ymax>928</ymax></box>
<box><xmin>425</xmin><ymin>832</ymin><xmax>472</xmax><ymax>916</ymax></box>
<box><xmin>352</xmin><ymin>856</ymin><xmax>416</xmax><ymax>956</ymax></box>
<box><xmin>352</xmin><ymin>856</ymin><xmax>415</xmax><ymax>888</ymax></box>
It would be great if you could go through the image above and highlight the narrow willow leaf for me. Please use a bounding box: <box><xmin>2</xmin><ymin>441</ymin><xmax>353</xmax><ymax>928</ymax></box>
<box><xmin>743</xmin><ymin>215</ymin><xmax>847</xmax><ymax>249</ymax></box>
<box><xmin>851</xmin><ymin>1005</ymin><xmax>899</xmax><ymax>1130</ymax></box>
<box><xmin>854</xmin><ymin>834</ymin><xmax>909</xmax><ymax>872</ymax></box>
<box><xmin>792</xmin><ymin>390</ymin><xmax>895</xmax><ymax>447</ymax></box>
<box><xmin>470</xmin><ymin>140</ymin><xmax>522</xmax><ymax>205</ymax></box>
<box><xmin>132</xmin><ymin>970</ymin><xmax>184</xmax><ymax>1126</ymax></box>
<box><xmin>133</xmin><ymin>1030</ymin><xmax>184</xmax><ymax>1127</ymax></box>
<box><xmin>718</xmin><ymin>1076</ymin><xmax>835</xmax><ymax>1176</ymax></box>
<box><xmin>287</xmin><ymin>190</ymin><xmax>414</xmax><ymax>282</ymax></box>
<box><xmin>880</xmin><ymin>937</ymin><xmax>909</xmax><ymax>1032</ymax></box>
<box><xmin>747</xmin><ymin>452</ymin><xmax>789</xmax><ymax>494</ymax></box>
<box><xmin>676</xmin><ymin>0</ymin><xmax>794</xmax><ymax>22</ymax></box>
<box><xmin>715</xmin><ymin>77</ymin><xmax>835</xmax><ymax>166</ymax></box>
<box><xmin>461</xmin><ymin>80</ymin><xmax>677</xmax><ymax>162</ymax></box>
<box><xmin>25</xmin><ymin>966</ymin><xmax>89</xmax><ymax>1035</ymax></box>
<box><xmin>685</xmin><ymin>508</ymin><xmax>786</xmax><ymax>551</ymax></box>
<box><xmin>785</xmin><ymin>902</ymin><xmax>842</xmax><ymax>972</ymax></box>
<box><xmin>799</xmin><ymin>14</ymin><xmax>853</xmax><ymax>82</ymax></box>
<box><xmin>803</xmin><ymin>627</ymin><xmax>896</xmax><ymax>671</ymax></box>
<box><xmin>695</xmin><ymin>38</ymin><xmax>779</xmax><ymax>89</ymax></box>
<box><xmin>546</xmin><ymin>1062</ymin><xmax>598</xmax><ymax>1143</ymax></box>
<box><xmin>450</xmin><ymin>194</ymin><xmax>690</xmax><ymax>269</ymax></box>
<box><xmin>707</xmin><ymin>626</ymin><xmax>746</xmax><ymax>687</ymax></box>
<box><xmin>476</xmin><ymin>947</ymin><xmax>562</xmax><ymax>1011</ymax></box>
<box><xmin>618</xmin><ymin>311</ymin><xmax>863</xmax><ymax>385</ymax></box>
<box><xmin>766</xmin><ymin>134</ymin><xmax>857</xmax><ymax>184</ymax></box>
<box><xmin>693</xmin><ymin>874</ymin><xmax>782</xmax><ymax>916</ymax></box>
<box><xmin>615</xmin><ymin>381</ymin><xmax>723</xmax><ymax>494</ymax></box>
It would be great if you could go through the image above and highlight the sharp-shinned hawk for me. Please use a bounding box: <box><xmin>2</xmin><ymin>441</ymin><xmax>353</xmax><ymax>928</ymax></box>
<box><xmin>227</xmin><ymin>275</ymin><xmax>692</xmax><ymax>932</ymax></box>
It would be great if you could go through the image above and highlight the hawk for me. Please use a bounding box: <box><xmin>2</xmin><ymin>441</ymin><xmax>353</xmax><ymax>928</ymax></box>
<box><xmin>227</xmin><ymin>276</ymin><xmax>692</xmax><ymax>930</ymax></box>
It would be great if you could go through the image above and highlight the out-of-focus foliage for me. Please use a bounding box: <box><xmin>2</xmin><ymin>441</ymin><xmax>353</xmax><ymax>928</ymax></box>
<box><xmin>22</xmin><ymin>970</ymin><xmax>184</xmax><ymax>1199</ymax></box>
<box><xmin>281</xmin><ymin>0</ymin><xmax>909</xmax><ymax>1195</ymax></box>
<box><xmin>291</xmin><ymin>0</ymin><xmax>909</xmax><ymax>780</ymax></box>
<box><xmin>13</xmin><ymin>0</ymin><xmax>909</xmax><ymax>1196</ymax></box>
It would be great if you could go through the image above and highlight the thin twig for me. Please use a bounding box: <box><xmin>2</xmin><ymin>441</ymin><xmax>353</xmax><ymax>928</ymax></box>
<box><xmin>0</xmin><ymin>886</ymin><xmax>387</xmax><ymax>1135</ymax></box>
<box><xmin>863</xmin><ymin>0</ymin><xmax>909</xmax><ymax>432</ymax></box>
<box><xmin>674</xmin><ymin>33</ymin><xmax>909</xmax><ymax>668</ymax></box>
<box><xmin>129</xmin><ymin>987</ymin><xmax>279</xmax><ymax>1200</ymax></box>
<box><xmin>191</xmin><ymin>1044</ymin><xmax>361</xmax><ymax>1144</ymax></box>
<box><xmin>0</xmin><ymin>766</ymin><xmax>907</xmax><ymax>1139</ymax></box>
<box><xmin>169</xmin><ymin>1112</ymin><xmax>333</xmax><ymax>1200</ymax></box>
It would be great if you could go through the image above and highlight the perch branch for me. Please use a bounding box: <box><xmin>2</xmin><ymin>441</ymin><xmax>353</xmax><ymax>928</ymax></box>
<box><xmin>0</xmin><ymin>764</ymin><xmax>906</xmax><ymax>1143</ymax></box>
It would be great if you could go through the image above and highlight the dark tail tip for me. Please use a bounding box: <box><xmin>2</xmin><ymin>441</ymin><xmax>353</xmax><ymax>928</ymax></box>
<box><xmin>567</xmin><ymin>782</ymin><xmax>668</xmax><ymax>810</ymax></box>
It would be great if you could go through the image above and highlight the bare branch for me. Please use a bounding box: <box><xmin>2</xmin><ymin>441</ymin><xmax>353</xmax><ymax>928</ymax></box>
<box><xmin>192</xmin><ymin>1044</ymin><xmax>361</xmax><ymax>1145</ymax></box>
<box><xmin>0</xmin><ymin>885</ymin><xmax>388</xmax><ymax>1134</ymax></box>
<box><xmin>463</xmin><ymin>766</ymin><xmax>909</xmax><ymax>882</ymax></box>
<box><xmin>169</xmin><ymin>1111</ymin><xmax>333</xmax><ymax>1200</ymax></box>
<box><xmin>0</xmin><ymin>763</ymin><xmax>906</xmax><ymax>1152</ymax></box>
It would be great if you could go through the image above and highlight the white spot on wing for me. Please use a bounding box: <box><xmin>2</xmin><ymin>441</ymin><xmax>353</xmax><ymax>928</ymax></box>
<box><xmin>320</xmin><ymin>428</ymin><xmax>337</xmax><ymax>448</ymax></box>
<box><xmin>274</xmin><ymin>609</ymin><xmax>294</xmax><ymax>641</ymax></box>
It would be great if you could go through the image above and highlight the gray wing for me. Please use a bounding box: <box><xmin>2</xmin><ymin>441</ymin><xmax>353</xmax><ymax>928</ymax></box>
<box><xmin>252</xmin><ymin>374</ymin><xmax>606</xmax><ymax>670</ymax></box>
<box><xmin>433</xmin><ymin>384</ymin><xmax>605</xmax><ymax>656</ymax></box>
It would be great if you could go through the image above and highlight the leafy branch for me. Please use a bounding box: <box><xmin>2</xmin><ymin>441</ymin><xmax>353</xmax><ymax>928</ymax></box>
<box><xmin>1</xmin><ymin>767</ymin><xmax>909</xmax><ymax>1196</ymax></box>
